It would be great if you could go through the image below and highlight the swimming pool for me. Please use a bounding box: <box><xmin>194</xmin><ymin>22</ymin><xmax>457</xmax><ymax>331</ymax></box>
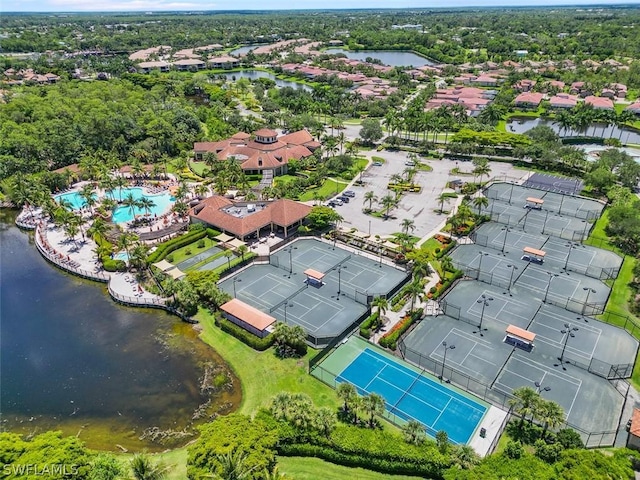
<box><xmin>55</xmin><ymin>187</ymin><xmax>174</xmax><ymax>223</ymax></box>
<box><xmin>55</xmin><ymin>191</ymin><xmax>97</xmax><ymax>210</ymax></box>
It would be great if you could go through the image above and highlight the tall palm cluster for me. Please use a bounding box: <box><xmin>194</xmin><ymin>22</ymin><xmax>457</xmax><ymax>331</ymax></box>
<box><xmin>509</xmin><ymin>386</ymin><xmax>566</xmax><ymax>440</ymax></box>
<box><xmin>554</xmin><ymin>102</ymin><xmax>636</xmax><ymax>140</ymax></box>
<box><xmin>336</xmin><ymin>383</ymin><xmax>386</xmax><ymax>428</ymax></box>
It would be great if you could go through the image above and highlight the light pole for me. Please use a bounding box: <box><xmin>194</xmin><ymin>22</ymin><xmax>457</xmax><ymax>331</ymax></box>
<box><xmin>439</xmin><ymin>341</ymin><xmax>455</xmax><ymax>382</ymax></box>
<box><xmin>232</xmin><ymin>277</ymin><xmax>242</xmax><ymax>298</ymax></box>
<box><xmin>508</xmin><ymin>181</ymin><xmax>516</xmax><ymax>205</ymax></box>
<box><xmin>477</xmin><ymin>251</ymin><xmax>489</xmax><ymax>281</ymax></box>
<box><xmin>558</xmin><ymin>193</ymin><xmax>566</xmax><ymax>216</ymax></box>
<box><xmin>286</xmin><ymin>246</ymin><xmax>298</xmax><ymax>277</ymax></box>
<box><xmin>542</xmin><ymin>209</ymin><xmax>550</xmax><ymax>235</ymax></box>
<box><xmin>504</xmin><ymin>264</ymin><xmax>518</xmax><ymax>296</ymax></box>
<box><xmin>378</xmin><ymin>238</ymin><xmax>384</xmax><ymax>268</ymax></box>
<box><xmin>333</xmin><ymin>264</ymin><xmax>347</xmax><ymax>297</ymax></box>
<box><xmin>563</xmin><ymin>242</ymin><xmax>579</xmax><ymax>274</ymax></box>
<box><xmin>501</xmin><ymin>226</ymin><xmax>512</xmax><ymax>255</ymax></box>
<box><xmin>580</xmin><ymin>287</ymin><xmax>596</xmax><ymax>321</ymax></box>
<box><xmin>368</xmin><ymin>220</ymin><xmax>371</xmax><ymax>237</ymax></box>
<box><xmin>543</xmin><ymin>272</ymin><xmax>559</xmax><ymax>303</ymax></box>
<box><xmin>534</xmin><ymin>381</ymin><xmax>551</xmax><ymax>395</ymax></box>
<box><xmin>283</xmin><ymin>302</ymin><xmax>294</xmax><ymax>324</ymax></box>
<box><xmin>474</xmin><ymin>294</ymin><xmax>493</xmax><ymax>336</ymax></box>
<box><xmin>554</xmin><ymin>323</ymin><xmax>578</xmax><ymax>370</ymax></box>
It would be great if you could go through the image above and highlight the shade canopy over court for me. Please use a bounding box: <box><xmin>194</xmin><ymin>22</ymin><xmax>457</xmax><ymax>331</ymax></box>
<box><xmin>505</xmin><ymin>325</ymin><xmax>536</xmax><ymax>350</ymax></box>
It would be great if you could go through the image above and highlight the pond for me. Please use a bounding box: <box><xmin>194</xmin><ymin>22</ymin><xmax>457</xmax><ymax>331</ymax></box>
<box><xmin>323</xmin><ymin>48</ymin><xmax>435</xmax><ymax>67</ymax></box>
<box><xmin>0</xmin><ymin>210</ymin><xmax>240</xmax><ymax>451</ymax></box>
<box><xmin>228</xmin><ymin>44</ymin><xmax>263</xmax><ymax>56</ymax></box>
<box><xmin>506</xmin><ymin>116</ymin><xmax>640</xmax><ymax>145</ymax></box>
<box><xmin>214</xmin><ymin>70</ymin><xmax>312</xmax><ymax>91</ymax></box>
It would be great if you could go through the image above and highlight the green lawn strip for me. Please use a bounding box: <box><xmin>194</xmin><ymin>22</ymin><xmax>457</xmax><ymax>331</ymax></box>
<box><xmin>115</xmin><ymin>447</ymin><xmax>188</xmax><ymax>480</ymax></box>
<box><xmin>189</xmin><ymin>161</ymin><xmax>208</xmax><ymax>177</ymax></box>
<box><xmin>277</xmin><ymin>456</ymin><xmax>424</xmax><ymax>480</ymax></box>
<box><xmin>299</xmin><ymin>179</ymin><xmax>348</xmax><ymax>201</ymax></box>
<box><xmin>197</xmin><ymin>308</ymin><xmax>339</xmax><ymax>413</ymax></box>
<box><xmin>168</xmin><ymin>238</ymin><xmax>221</xmax><ymax>265</ymax></box>
<box><xmin>585</xmin><ymin>212</ymin><xmax>640</xmax><ymax>390</ymax></box>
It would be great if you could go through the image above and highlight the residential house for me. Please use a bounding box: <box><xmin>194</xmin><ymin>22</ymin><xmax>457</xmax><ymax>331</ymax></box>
<box><xmin>208</xmin><ymin>55</ymin><xmax>240</xmax><ymax>69</ymax></box>
<box><xmin>471</xmin><ymin>74</ymin><xmax>500</xmax><ymax>87</ymax></box>
<box><xmin>173</xmin><ymin>59</ymin><xmax>206</xmax><ymax>71</ymax></box>
<box><xmin>584</xmin><ymin>96</ymin><xmax>614</xmax><ymax>110</ymax></box>
<box><xmin>625</xmin><ymin>102</ymin><xmax>640</xmax><ymax>115</ymax></box>
<box><xmin>137</xmin><ymin>61</ymin><xmax>171</xmax><ymax>73</ymax></box>
<box><xmin>514</xmin><ymin>92</ymin><xmax>544</xmax><ymax>109</ymax></box>
<box><xmin>549</xmin><ymin>93</ymin><xmax>578</xmax><ymax>109</ymax></box>
<box><xmin>514</xmin><ymin>79</ymin><xmax>536</xmax><ymax>92</ymax></box>
<box><xmin>626</xmin><ymin>408</ymin><xmax>640</xmax><ymax>451</ymax></box>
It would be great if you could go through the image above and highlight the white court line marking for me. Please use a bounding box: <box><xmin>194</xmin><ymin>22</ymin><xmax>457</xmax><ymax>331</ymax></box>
<box><xmin>431</xmin><ymin>398</ymin><xmax>453</xmax><ymax>427</ymax></box>
<box><xmin>508</xmin><ymin>356</ymin><xmax>582</xmax><ymax>386</ymax></box>
<box><xmin>461</xmin><ymin>343</ymin><xmax>477</xmax><ymax>365</ymax></box>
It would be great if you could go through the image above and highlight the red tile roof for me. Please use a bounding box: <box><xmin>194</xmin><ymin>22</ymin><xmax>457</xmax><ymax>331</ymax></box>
<box><xmin>189</xmin><ymin>196</ymin><xmax>312</xmax><ymax>238</ymax></box>
<box><xmin>631</xmin><ymin>408</ymin><xmax>640</xmax><ymax>437</ymax></box>
<box><xmin>584</xmin><ymin>96</ymin><xmax>614</xmax><ymax>110</ymax></box>
<box><xmin>255</xmin><ymin>128</ymin><xmax>278</xmax><ymax>137</ymax></box>
<box><xmin>514</xmin><ymin>92</ymin><xmax>544</xmax><ymax>106</ymax></box>
<box><xmin>221</xmin><ymin>298</ymin><xmax>276</xmax><ymax>331</ymax></box>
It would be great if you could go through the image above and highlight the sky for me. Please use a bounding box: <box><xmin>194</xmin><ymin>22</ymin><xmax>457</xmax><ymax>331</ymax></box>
<box><xmin>2</xmin><ymin>0</ymin><xmax>640</xmax><ymax>13</ymax></box>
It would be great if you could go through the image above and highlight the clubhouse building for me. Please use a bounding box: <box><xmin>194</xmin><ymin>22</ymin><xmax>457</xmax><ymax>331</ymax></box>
<box><xmin>193</xmin><ymin>128</ymin><xmax>320</xmax><ymax>176</ymax></box>
<box><xmin>189</xmin><ymin>195</ymin><xmax>312</xmax><ymax>241</ymax></box>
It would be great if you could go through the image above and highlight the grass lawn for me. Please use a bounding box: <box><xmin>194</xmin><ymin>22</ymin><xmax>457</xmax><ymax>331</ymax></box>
<box><xmin>167</xmin><ymin>237</ymin><xmax>222</xmax><ymax>265</ymax></box>
<box><xmin>277</xmin><ymin>456</ymin><xmax>424</xmax><ymax>480</ymax></box>
<box><xmin>299</xmin><ymin>179</ymin><xmax>349</xmax><ymax>201</ymax></box>
<box><xmin>584</xmin><ymin>211</ymin><xmax>640</xmax><ymax>390</ymax></box>
<box><xmin>197</xmin><ymin>309</ymin><xmax>339</xmax><ymax>413</ymax></box>
<box><xmin>189</xmin><ymin>161</ymin><xmax>208</xmax><ymax>177</ymax></box>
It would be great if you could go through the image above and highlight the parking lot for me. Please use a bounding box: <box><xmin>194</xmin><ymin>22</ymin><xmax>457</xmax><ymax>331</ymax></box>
<box><xmin>332</xmin><ymin>150</ymin><xmax>523</xmax><ymax>238</ymax></box>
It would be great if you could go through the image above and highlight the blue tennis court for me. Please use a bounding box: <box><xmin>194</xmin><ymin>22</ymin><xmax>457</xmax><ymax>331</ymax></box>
<box><xmin>337</xmin><ymin>348</ymin><xmax>487</xmax><ymax>444</ymax></box>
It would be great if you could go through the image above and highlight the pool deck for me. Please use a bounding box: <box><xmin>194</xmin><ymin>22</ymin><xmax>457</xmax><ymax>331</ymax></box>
<box><xmin>33</xmin><ymin>218</ymin><xmax>170</xmax><ymax>310</ymax></box>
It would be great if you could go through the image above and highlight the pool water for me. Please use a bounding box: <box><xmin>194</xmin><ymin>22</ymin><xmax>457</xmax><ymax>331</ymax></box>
<box><xmin>113</xmin><ymin>251</ymin><xmax>130</xmax><ymax>262</ymax></box>
<box><xmin>55</xmin><ymin>191</ymin><xmax>97</xmax><ymax>210</ymax></box>
<box><xmin>56</xmin><ymin>187</ymin><xmax>174</xmax><ymax>223</ymax></box>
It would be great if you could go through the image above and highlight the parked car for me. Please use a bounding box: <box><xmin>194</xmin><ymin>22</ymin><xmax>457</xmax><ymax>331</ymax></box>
<box><xmin>332</xmin><ymin>198</ymin><xmax>344</xmax><ymax>206</ymax></box>
<box><xmin>337</xmin><ymin>196</ymin><xmax>350</xmax><ymax>203</ymax></box>
<box><xmin>405</xmin><ymin>161</ymin><xmax>416</xmax><ymax>166</ymax></box>
<box><xmin>372</xmin><ymin>161</ymin><xmax>383</xmax><ymax>166</ymax></box>
<box><xmin>343</xmin><ymin>190</ymin><xmax>356</xmax><ymax>197</ymax></box>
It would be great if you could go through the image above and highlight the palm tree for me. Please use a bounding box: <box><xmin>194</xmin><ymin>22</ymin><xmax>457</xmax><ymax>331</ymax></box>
<box><xmin>237</xmin><ymin>244</ymin><xmax>248</xmax><ymax>263</ymax></box>
<box><xmin>452</xmin><ymin>445</ymin><xmax>481</xmax><ymax>470</ymax></box>
<box><xmin>439</xmin><ymin>255</ymin><xmax>454</xmax><ymax>275</ymax></box>
<box><xmin>363</xmin><ymin>191</ymin><xmax>378</xmax><ymax>212</ymax></box>
<box><xmin>411</xmin><ymin>259</ymin><xmax>433</xmax><ymax>282</ymax></box>
<box><xmin>315</xmin><ymin>407</ymin><xmax>337</xmax><ymax>438</ymax></box>
<box><xmin>122</xmin><ymin>192</ymin><xmax>141</xmax><ymax>220</ymax></box>
<box><xmin>213</xmin><ymin>448</ymin><xmax>255</xmax><ymax>480</ymax></box>
<box><xmin>117</xmin><ymin>231</ymin><xmax>139</xmax><ymax>263</ymax></box>
<box><xmin>406</xmin><ymin>280</ymin><xmax>426</xmax><ymax>313</ymax></box>
<box><xmin>379</xmin><ymin>194</ymin><xmax>397</xmax><ymax>218</ymax></box>
<box><xmin>401</xmin><ymin>218</ymin><xmax>415</xmax><ymax>236</ymax></box>
<box><xmin>472</xmin><ymin>195</ymin><xmax>489</xmax><ymax>215</ymax></box>
<box><xmin>336</xmin><ymin>382</ymin><xmax>357</xmax><ymax>415</ymax></box>
<box><xmin>78</xmin><ymin>184</ymin><xmax>96</xmax><ymax>213</ymax></box>
<box><xmin>114</xmin><ymin>175</ymin><xmax>128</xmax><ymax>201</ymax></box>
<box><xmin>538</xmin><ymin>399</ymin><xmax>565</xmax><ymax>439</ymax></box>
<box><xmin>360</xmin><ymin>393</ymin><xmax>385</xmax><ymax>428</ymax></box>
<box><xmin>472</xmin><ymin>163</ymin><xmax>491</xmax><ymax>184</ymax></box>
<box><xmin>371</xmin><ymin>296</ymin><xmax>389</xmax><ymax>329</ymax></box>
<box><xmin>402</xmin><ymin>419</ymin><xmax>426</xmax><ymax>445</ymax></box>
<box><xmin>87</xmin><ymin>218</ymin><xmax>110</xmax><ymax>241</ymax></box>
<box><xmin>130</xmin><ymin>453</ymin><xmax>167</xmax><ymax>480</ymax></box>
<box><xmin>224</xmin><ymin>249</ymin><xmax>234</xmax><ymax>269</ymax></box>
<box><xmin>436</xmin><ymin>193</ymin><xmax>450</xmax><ymax>214</ymax></box>
<box><xmin>508</xmin><ymin>386</ymin><xmax>539</xmax><ymax>428</ymax></box>
<box><xmin>138</xmin><ymin>197</ymin><xmax>156</xmax><ymax>217</ymax></box>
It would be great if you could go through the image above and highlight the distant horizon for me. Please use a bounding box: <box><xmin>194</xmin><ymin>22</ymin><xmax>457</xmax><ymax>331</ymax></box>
<box><xmin>2</xmin><ymin>1</ymin><xmax>640</xmax><ymax>14</ymax></box>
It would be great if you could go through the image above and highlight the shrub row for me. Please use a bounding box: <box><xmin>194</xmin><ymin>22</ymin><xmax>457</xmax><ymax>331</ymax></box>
<box><xmin>213</xmin><ymin>253</ymin><xmax>256</xmax><ymax>276</ymax></box>
<box><xmin>214</xmin><ymin>315</ymin><xmax>274</xmax><ymax>351</ymax></box>
<box><xmin>435</xmin><ymin>241</ymin><xmax>455</xmax><ymax>258</ymax></box>
<box><xmin>278</xmin><ymin>444</ymin><xmax>445</xmax><ymax>478</ymax></box>
<box><xmin>359</xmin><ymin>311</ymin><xmax>379</xmax><ymax>339</ymax></box>
<box><xmin>432</xmin><ymin>270</ymin><xmax>463</xmax><ymax>300</ymax></box>
<box><xmin>147</xmin><ymin>230</ymin><xmax>207</xmax><ymax>263</ymax></box>
<box><xmin>379</xmin><ymin>310</ymin><xmax>422</xmax><ymax>350</ymax></box>
<box><xmin>205</xmin><ymin>228</ymin><xmax>222</xmax><ymax>238</ymax></box>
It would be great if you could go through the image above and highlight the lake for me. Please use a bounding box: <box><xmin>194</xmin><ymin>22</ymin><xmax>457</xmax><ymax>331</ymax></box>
<box><xmin>229</xmin><ymin>44</ymin><xmax>264</xmax><ymax>56</ymax></box>
<box><xmin>324</xmin><ymin>48</ymin><xmax>435</xmax><ymax>67</ymax></box>
<box><xmin>0</xmin><ymin>210</ymin><xmax>240</xmax><ymax>451</ymax></box>
<box><xmin>506</xmin><ymin>117</ymin><xmax>640</xmax><ymax>145</ymax></box>
<box><xmin>214</xmin><ymin>70</ymin><xmax>312</xmax><ymax>91</ymax></box>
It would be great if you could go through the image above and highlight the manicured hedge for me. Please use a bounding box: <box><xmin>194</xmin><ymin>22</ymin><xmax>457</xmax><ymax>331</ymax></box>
<box><xmin>206</xmin><ymin>228</ymin><xmax>222</xmax><ymax>238</ymax></box>
<box><xmin>359</xmin><ymin>311</ymin><xmax>379</xmax><ymax>339</ymax></box>
<box><xmin>435</xmin><ymin>241</ymin><xmax>455</xmax><ymax>258</ymax></box>
<box><xmin>103</xmin><ymin>258</ymin><xmax>126</xmax><ymax>272</ymax></box>
<box><xmin>278</xmin><ymin>423</ymin><xmax>449</xmax><ymax>478</ymax></box>
<box><xmin>147</xmin><ymin>230</ymin><xmax>207</xmax><ymax>263</ymax></box>
<box><xmin>215</xmin><ymin>315</ymin><xmax>274</xmax><ymax>351</ymax></box>
<box><xmin>432</xmin><ymin>270</ymin><xmax>463</xmax><ymax>300</ymax></box>
<box><xmin>379</xmin><ymin>310</ymin><xmax>422</xmax><ymax>350</ymax></box>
